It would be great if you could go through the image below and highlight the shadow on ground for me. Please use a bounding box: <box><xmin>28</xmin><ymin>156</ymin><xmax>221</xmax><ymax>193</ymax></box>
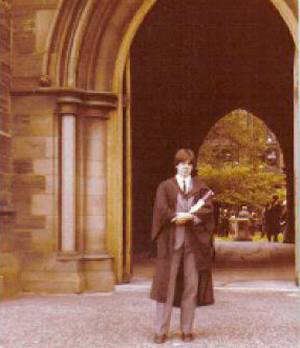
<box><xmin>132</xmin><ymin>241</ymin><xmax>295</xmax><ymax>287</ymax></box>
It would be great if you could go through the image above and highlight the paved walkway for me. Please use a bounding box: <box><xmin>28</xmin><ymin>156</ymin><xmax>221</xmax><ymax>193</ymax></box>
<box><xmin>1</xmin><ymin>283</ymin><xmax>299</xmax><ymax>348</ymax></box>
<box><xmin>1</xmin><ymin>241</ymin><xmax>298</xmax><ymax>348</ymax></box>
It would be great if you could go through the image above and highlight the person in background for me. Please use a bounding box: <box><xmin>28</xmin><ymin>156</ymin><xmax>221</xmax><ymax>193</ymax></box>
<box><xmin>249</xmin><ymin>211</ymin><xmax>257</xmax><ymax>236</ymax></box>
<box><xmin>219</xmin><ymin>208</ymin><xmax>230</xmax><ymax>237</ymax></box>
<box><xmin>238</xmin><ymin>206</ymin><xmax>251</xmax><ymax>219</ymax></box>
<box><xmin>280</xmin><ymin>200</ymin><xmax>288</xmax><ymax>242</ymax></box>
<box><xmin>229</xmin><ymin>211</ymin><xmax>237</xmax><ymax>237</ymax></box>
<box><xmin>266</xmin><ymin>195</ymin><xmax>282</xmax><ymax>242</ymax></box>
<box><xmin>262</xmin><ymin>203</ymin><xmax>270</xmax><ymax>239</ymax></box>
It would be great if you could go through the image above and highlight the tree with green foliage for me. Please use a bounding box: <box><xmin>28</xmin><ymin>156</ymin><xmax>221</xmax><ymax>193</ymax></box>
<box><xmin>197</xmin><ymin>110</ymin><xmax>286</xmax><ymax>210</ymax></box>
<box><xmin>198</xmin><ymin>110</ymin><xmax>269</xmax><ymax>169</ymax></box>
<box><xmin>198</xmin><ymin>164</ymin><xmax>286</xmax><ymax>211</ymax></box>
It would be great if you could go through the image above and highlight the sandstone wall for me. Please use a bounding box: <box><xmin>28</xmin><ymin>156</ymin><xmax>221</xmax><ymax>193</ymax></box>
<box><xmin>0</xmin><ymin>0</ymin><xmax>59</xmax><ymax>297</ymax></box>
<box><xmin>11</xmin><ymin>0</ymin><xmax>59</xmax><ymax>87</ymax></box>
<box><xmin>0</xmin><ymin>0</ymin><xmax>21</xmax><ymax>298</ymax></box>
<box><xmin>11</xmin><ymin>1</ymin><xmax>60</xmax><ymax>292</ymax></box>
<box><xmin>0</xmin><ymin>1</ymin><xmax>12</xmax><ymax>214</ymax></box>
<box><xmin>11</xmin><ymin>95</ymin><xmax>58</xmax><ymax>261</ymax></box>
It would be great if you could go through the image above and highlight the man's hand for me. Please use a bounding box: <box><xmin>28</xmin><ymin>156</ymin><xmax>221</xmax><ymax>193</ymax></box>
<box><xmin>172</xmin><ymin>212</ymin><xmax>194</xmax><ymax>225</ymax></box>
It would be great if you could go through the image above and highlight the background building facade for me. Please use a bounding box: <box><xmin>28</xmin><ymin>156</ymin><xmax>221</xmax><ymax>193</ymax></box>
<box><xmin>0</xmin><ymin>0</ymin><xmax>298</xmax><ymax>297</ymax></box>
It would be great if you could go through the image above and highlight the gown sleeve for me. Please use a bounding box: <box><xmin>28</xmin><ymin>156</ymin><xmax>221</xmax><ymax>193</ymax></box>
<box><xmin>151</xmin><ymin>181</ymin><xmax>176</xmax><ymax>241</ymax></box>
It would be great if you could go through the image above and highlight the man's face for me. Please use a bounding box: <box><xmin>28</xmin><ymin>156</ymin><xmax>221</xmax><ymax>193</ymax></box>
<box><xmin>176</xmin><ymin>161</ymin><xmax>193</xmax><ymax>178</ymax></box>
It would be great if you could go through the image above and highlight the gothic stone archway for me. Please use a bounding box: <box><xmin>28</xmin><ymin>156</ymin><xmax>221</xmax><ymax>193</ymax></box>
<box><xmin>9</xmin><ymin>0</ymin><xmax>298</xmax><ymax>293</ymax></box>
<box><xmin>129</xmin><ymin>1</ymin><xmax>296</xmax><ymax>262</ymax></box>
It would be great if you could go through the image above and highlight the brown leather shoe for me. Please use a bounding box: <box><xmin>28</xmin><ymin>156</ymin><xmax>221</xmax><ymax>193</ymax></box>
<box><xmin>182</xmin><ymin>333</ymin><xmax>194</xmax><ymax>342</ymax></box>
<box><xmin>154</xmin><ymin>334</ymin><xmax>167</xmax><ymax>344</ymax></box>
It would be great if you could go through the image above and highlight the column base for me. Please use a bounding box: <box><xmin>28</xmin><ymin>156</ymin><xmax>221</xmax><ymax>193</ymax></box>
<box><xmin>0</xmin><ymin>253</ymin><xmax>22</xmax><ymax>299</ymax></box>
<box><xmin>21</xmin><ymin>252</ymin><xmax>115</xmax><ymax>294</ymax></box>
<box><xmin>82</xmin><ymin>254</ymin><xmax>115</xmax><ymax>292</ymax></box>
<box><xmin>22</xmin><ymin>255</ymin><xmax>85</xmax><ymax>294</ymax></box>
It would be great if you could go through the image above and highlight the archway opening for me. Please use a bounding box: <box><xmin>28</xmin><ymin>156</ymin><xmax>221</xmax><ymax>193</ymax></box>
<box><xmin>197</xmin><ymin>109</ymin><xmax>294</xmax><ymax>282</ymax></box>
<box><xmin>127</xmin><ymin>0</ymin><xmax>294</xmax><ymax>282</ymax></box>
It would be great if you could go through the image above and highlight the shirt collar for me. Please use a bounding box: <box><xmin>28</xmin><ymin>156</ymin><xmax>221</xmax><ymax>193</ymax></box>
<box><xmin>175</xmin><ymin>174</ymin><xmax>191</xmax><ymax>186</ymax></box>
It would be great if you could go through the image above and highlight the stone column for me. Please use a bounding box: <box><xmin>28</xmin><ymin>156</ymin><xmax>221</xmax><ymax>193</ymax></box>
<box><xmin>84</xmin><ymin>117</ymin><xmax>106</xmax><ymax>253</ymax></box>
<box><xmin>80</xmin><ymin>94</ymin><xmax>117</xmax><ymax>291</ymax></box>
<box><xmin>58</xmin><ymin>97</ymin><xmax>80</xmax><ymax>254</ymax></box>
<box><xmin>61</xmin><ymin>114</ymin><xmax>77</xmax><ymax>252</ymax></box>
<box><xmin>54</xmin><ymin>91</ymin><xmax>117</xmax><ymax>293</ymax></box>
<box><xmin>45</xmin><ymin>94</ymin><xmax>85</xmax><ymax>293</ymax></box>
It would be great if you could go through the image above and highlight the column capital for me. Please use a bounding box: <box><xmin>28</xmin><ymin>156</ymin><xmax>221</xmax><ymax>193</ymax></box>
<box><xmin>10</xmin><ymin>87</ymin><xmax>118</xmax><ymax>118</ymax></box>
<box><xmin>84</xmin><ymin>92</ymin><xmax>118</xmax><ymax>119</ymax></box>
<box><xmin>57</xmin><ymin>94</ymin><xmax>82</xmax><ymax>116</ymax></box>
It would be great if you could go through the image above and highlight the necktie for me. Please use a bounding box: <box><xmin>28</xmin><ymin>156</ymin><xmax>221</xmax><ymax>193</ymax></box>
<box><xmin>183</xmin><ymin>179</ymin><xmax>186</xmax><ymax>194</ymax></box>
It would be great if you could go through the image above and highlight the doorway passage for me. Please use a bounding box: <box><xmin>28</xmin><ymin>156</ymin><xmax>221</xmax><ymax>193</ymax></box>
<box><xmin>123</xmin><ymin>0</ymin><xmax>295</xmax><ymax>285</ymax></box>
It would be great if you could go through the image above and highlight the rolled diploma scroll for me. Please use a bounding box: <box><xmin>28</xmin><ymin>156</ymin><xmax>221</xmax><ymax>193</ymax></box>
<box><xmin>189</xmin><ymin>189</ymin><xmax>214</xmax><ymax>214</ymax></box>
<box><xmin>172</xmin><ymin>189</ymin><xmax>214</xmax><ymax>222</ymax></box>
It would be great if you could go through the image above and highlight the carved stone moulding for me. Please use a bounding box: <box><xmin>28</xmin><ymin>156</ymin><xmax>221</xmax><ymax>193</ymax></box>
<box><xmin>11</xmin><ymin>87</ymin><xmax>119</xmax><ymax>119</ymax></box>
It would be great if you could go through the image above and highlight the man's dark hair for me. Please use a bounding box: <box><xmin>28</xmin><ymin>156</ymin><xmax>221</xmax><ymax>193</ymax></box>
<box><xmin>272</xmin><ymin>195</ymin><xmax>279</xmax><ymax>200</ymax></box>
<box><xmin>174</xmin><ymin>148</ymin><xmax>196</xmax><ymax>167</ymax></box>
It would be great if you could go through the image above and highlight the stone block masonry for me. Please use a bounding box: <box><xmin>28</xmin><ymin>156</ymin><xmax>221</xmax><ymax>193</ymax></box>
<box><xmin>0</xmin><ymin>0</ymin><xmax>21</xmax><ymax>298</ymax></box>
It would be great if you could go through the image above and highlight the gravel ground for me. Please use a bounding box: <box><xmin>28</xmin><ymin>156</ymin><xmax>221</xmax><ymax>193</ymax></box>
<box><xmin>1</xmin><ymin>286</ymin><xmax>299</xmax><ymax>348</ymax></box>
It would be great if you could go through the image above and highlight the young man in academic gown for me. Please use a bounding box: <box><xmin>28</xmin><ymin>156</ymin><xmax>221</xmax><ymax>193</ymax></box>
<box><xmin>150</xmin><ymin>148</ymin><xmax>215</xmax><ymax>344</ymax></box>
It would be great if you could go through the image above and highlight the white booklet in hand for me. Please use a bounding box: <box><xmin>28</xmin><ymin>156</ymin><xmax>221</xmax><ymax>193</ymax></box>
<box><xmin>171</xmin><ymin>189</ymin><xmax>214</xmax><ymax>222</ymax></box>
<box><xmin>171</xmin><ymin>212</ymin><xmax>194</xmax><ymax>222</ymax></box>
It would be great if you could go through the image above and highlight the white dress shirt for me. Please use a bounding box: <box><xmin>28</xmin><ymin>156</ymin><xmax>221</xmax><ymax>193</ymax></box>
<box><xmin>176</xmin><ymin>174</ymin><xmax>191</xmax><ymax>193</ymax></box>
<box><xmin>175</xmin><ymin>174</ymin><xmax>202</xmax><ymax>225</ymax></box>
